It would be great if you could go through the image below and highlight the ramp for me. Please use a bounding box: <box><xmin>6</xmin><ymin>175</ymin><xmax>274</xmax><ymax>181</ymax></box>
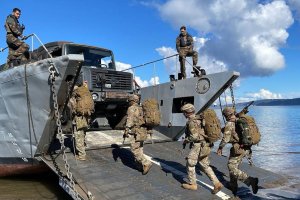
<box><xmin>40</xmin><ymin>130</ymin><xmax>287</xmax><ymax>200</ymax></box>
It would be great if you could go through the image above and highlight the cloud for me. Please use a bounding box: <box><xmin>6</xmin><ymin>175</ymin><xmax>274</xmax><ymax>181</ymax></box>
<box><xmin>156</xmin><ymin>0</ymin><xmax>294</xmax><ymax>77</ymax></box>
<box><xmin>245</xmin><ymin>88</ymin><xmax>282</xmax><ymax>100</ymax></box>
<box><xmin>288</xmin><ymin>0</ymin><xmax>300</xmax><ymax>20</ymax></box>
<box><xmin>116</xmin><ymin>61</ymin><xmax>159</xmax><ymax>88</ymax></box>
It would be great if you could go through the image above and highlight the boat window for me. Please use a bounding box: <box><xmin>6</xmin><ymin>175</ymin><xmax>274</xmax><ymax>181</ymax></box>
<box><xmin>172</xmin><ymin>96</ymin><xmax>194</xmax><ymax>113</ymax></box>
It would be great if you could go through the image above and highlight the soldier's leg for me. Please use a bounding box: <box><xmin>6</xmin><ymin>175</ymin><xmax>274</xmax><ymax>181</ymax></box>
<box><xmin>181</xmin><ymin>158</ymin><xmax>198</xmax><ymax>190</ymax></box>
<box><xmin>130</xmin><ymin>140</ymin><xmax>151</xmax><ymax>166</ymax></box>
<box><xmin>199</xmin><ymin>146</ymin><xmax>223</xmax><ymax>194</ymax></box>
<box><xmin>74</xmin><ymin>129</ymin><xmax>86</xmax><ymax>160</ymax></box>
<box><xmin>179</xmin><ymin>49</ymin><xmax>187</xmax><ymax>79</ymax></box>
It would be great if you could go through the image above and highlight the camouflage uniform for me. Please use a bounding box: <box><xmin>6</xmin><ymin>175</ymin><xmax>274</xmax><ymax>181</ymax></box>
<box><xmin>4</xmin><ymin>14</ymin><xmax>29</xmax><ymax>66</ymax></box>
<box><xmin>184</xmin><ymin>115</ymin><xmax>221</xmax><ymax>190</ymax></box>
<box><xmin>181</xmin><ymin>104</ymin><xmax>222</xmax><ymax>193</ymax></box>
<box><xmin>125</xmin><ymin>95</ymin><xmax>152</xmax><ymax>174</ymax></box>
<box><xmin>176</xmin><ymin>32</ymin><xmax>198</xmax><ymax>79</ymax></box>
<box><xmin>218</xmin><ymin>107</ymin><xmax>258</xmax><ymax>195</ymax></box>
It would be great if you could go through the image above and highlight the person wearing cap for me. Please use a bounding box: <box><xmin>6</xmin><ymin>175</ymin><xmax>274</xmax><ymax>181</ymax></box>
<box><xmin>124</xmin><ymin>94</ymin><xmax>152</xmax><ymax>175</ymax></box>
<box><xmin>181</xmin><ymin>103</ymin><xmax>223</xmax><ymax>194</ymax></box>
<box><xmin>176</xmin><ymin>26</ymin><xmax>198</xmax><ymax>79</ymax></box>
<box><xmin>217</xmin><ymin>107</ymin><xmax>258</xmax><ymax>196</ymax></box>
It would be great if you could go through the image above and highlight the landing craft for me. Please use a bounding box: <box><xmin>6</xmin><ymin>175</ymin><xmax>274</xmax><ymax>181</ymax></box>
<box><xmin>0</xmin><ymin>37</ymin><xmax>294</xmax><ymax>199</ymax></box>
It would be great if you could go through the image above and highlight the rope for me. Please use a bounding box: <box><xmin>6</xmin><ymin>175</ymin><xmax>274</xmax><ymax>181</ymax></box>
<box><xmin>121</xmin><ymin>54</ymin><xmax>179</xmax><ymax>72</ymax></box>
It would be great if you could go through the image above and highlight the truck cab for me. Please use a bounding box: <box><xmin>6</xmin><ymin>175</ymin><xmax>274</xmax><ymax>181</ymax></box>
<box><xmin>33</xmin><ymin>41</ymin><xmax>133</xmax><ymax>128</ymax></box>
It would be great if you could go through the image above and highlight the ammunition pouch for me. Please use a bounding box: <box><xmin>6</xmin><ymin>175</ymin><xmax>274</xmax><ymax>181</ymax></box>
<box><xmin>231</xmin><ymin>143</ymin><xmax>245</xmax><ymax>156</ymax></box>
<box><xmin>133</xmin><ymin>127</ymin><xmax>147</xmax><ymax>142</ymax></box>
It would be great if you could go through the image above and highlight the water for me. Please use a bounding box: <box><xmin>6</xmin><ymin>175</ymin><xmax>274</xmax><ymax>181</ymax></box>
<box><xmin>0</xmin><ymin>106</ymin><xmax>299</xmax><ymax>199</ymax></box>
<box><xmin>215</xmin><ymin>106</ymin><xmax>300</xmax><ymax>183</ymax></box>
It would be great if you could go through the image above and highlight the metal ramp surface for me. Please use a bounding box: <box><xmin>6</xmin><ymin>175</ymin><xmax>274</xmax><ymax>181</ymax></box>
<box><xmin>40</xmin><ymin>131</ymin><xmax>286</xmax><ymax>200</ymax></box>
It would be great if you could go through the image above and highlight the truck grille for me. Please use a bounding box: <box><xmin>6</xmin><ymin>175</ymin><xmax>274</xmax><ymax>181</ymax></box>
<box><xmin>91</xmin><ymin>69</ymin><xmax>132</xmax><ymax>91</ymax></box>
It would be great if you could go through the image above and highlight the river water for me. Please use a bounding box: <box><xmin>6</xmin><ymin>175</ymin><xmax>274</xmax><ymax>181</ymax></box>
<box><xmin>0</xmin><ymin>106</ymin><xmax>299</xmax><ymax>199</ymax></box>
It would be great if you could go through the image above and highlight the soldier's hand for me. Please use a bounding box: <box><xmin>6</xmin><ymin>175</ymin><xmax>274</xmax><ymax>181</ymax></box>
<box><xmin>217</xmin><ymin>148</ymin><xmax>222</xmax><ymax>156</ymax></box>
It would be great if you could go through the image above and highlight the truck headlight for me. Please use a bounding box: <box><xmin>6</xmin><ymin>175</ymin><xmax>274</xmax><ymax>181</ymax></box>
<box><xmin>92</xmin><ymin>93</ymin><xmax>98</xmax><ymax>100</ymax></box>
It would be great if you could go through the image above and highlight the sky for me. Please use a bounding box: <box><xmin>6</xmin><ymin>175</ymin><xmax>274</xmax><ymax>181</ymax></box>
<box><xmin>1</xmin><ymin>0</ymin><xmax>299</xmax><ymax>103</ymax></box>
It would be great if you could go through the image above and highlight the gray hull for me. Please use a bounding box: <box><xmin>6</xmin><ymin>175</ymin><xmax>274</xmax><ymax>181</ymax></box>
<box><xmin>141</xmin><ymin>71</ymin><xmax>239</xmax><ymax>140</ymax></box>
<box><xmin>0</xmin><ymin>55</ymin><xmax>83</xmax><ymax>173</ymax></box>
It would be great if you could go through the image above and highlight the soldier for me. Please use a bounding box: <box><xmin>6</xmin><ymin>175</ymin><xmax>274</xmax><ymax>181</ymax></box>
<box><xmin>176</xmin><ymin>26</ymin><xmax>198</xmax><ymax>79</ymax></box>
<box><xmin>68</xmin><ymin>81</ymin><xmax>94</xmax><ymax>161</ymax></box>
<box><xmin>217</xmin><ymin>107</ymin><xmax>258</xmax><ymax>196</ymax></box>
<box><xmin>4</xmin><ymin>8</ymin><xmax>29</xmax><ymax>67</ymax></box>
<box><xmin>123</xmin><ymin>94</ymin><xmax>152</xmax><ymax>175</ymax></box>
<box><xmin>181</xmin><ymin>103</ymin><xmax>223</xmax><ymax>194</ymax></box>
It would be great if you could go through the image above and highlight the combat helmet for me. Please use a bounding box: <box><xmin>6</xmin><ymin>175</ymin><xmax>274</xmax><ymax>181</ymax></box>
<box><xmin>181</xmin><ymin>103</ymin><xmax>195</xmax><ymax>113</ymax></box>
<box><xmin>128</xmin><ymin>94</ymin><xmax>139</xmax><ymax>102</ymax></box>
<box><xmin>222</xmin><ymin>107</ymin><xmax>235</xmax><ymax>117</ymax></box>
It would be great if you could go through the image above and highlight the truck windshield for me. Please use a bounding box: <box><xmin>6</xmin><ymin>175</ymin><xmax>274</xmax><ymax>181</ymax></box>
<box><xmin>65</xmin><ymin>44</ymin><xmax>115</xmax><ymax>69</ymax></box>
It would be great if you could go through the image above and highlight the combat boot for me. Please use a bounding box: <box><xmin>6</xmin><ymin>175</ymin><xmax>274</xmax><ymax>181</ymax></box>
<box><xmin>142</xmin><ymin>162</ymin><xmax>153</xmax><ymax>175</ymax></box>
<box><xmin>229</xmin><ymin>182</ymin><xmax>238</xmax><ymax>196</ymax></box>
<box><xmin>182</xmin><ymin>183</ymin><xmax>197</xmax><ymax>190</ymax></box>
<box><xmin>211</xmin><ymin>182</ymin><xmax>223</xmax><ymax>194</ymax></box>
<box><xmin>245</xmin><ymin>177</ymin><xmax>258</xmax><ymax>194</ymax></box>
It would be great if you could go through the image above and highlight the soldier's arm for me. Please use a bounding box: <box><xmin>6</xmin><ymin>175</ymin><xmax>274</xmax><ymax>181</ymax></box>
<box><xmin>186</xmin><ymin>120</ymin><xmax>200</xmax><ymax>142</ymax></box>
<box><xmin>6</xmin><ymin>18</ymin><xmax>22</xmax><ymax>36</ymax></box>
<box><xmin>187</xmin><ymin>35</ymin><xmax>194</xmax><ymax>49</ymax></box>
<box><xmin>125</xmin><ymin>106</ymin><xmax>135</xmax><ymax>128</ymax></box>
<box><xmin>218</xmin><ymin>122</ymin><xmax>234</xmax><ymax>149</ymax></box>
<box><xmin>176</xmin><ymin>37</ymin><xmax>180</xmax><ymax>52</ymax></box>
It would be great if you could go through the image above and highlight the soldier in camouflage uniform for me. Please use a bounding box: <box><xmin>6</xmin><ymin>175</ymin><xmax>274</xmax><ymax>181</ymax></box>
<box><xmin>181</xmin><ymin>103</ymin><xmax>223</xmax><ymax>194</ymax></box>
<box><xmin>68</xmin><ymin>83</ymin><xmax>93</xmax><ymax>161</ymax></box>
<box><xmin>124</xmin><ymin>94</ymin><xmax>152</xmax><ymax>175</ymax></box>
<box><xmin>4</xmin><ymin>8</ymin><xmax>29</xmax><ymax>67</ymax></box>
<box><xmin>217</xmin><ymin>107</ymin><xmax>258</xmax><ymax>196</ymax></box>
<box><xmin>176</xmin><ymin>26</ymin><xmax>198</xmax><ymax>79</ymax></box>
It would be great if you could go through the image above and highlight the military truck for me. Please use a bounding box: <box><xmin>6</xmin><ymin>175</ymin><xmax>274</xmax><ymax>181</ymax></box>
<box><xmin>32</xmin><ymin>41</ymin><xmax>133</xmax><ymax>129</ymax></box>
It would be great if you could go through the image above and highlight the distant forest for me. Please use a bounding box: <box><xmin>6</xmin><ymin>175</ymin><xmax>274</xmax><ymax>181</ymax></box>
<box><xmin>237</xmin><ymin>98</ymin><xmax>300</xmax><ymax>106</ymax></box>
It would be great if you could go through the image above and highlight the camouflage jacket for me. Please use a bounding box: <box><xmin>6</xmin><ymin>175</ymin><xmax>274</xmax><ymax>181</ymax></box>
<box><xmin>176</xmin><ymin>33</ymin><xmax>194</xmax><ymax>52</ymax></box>
<box><xmin>185</xmin><ymin>114</ymin><xmax>205</xmax><ymax>143</ymax></box>
<box><xmin>219</xmin><ymin>120</ymin><xmax>239</xmax><ymax>149</ymax></box>
<box><xmin>125</xmin><ymin>103</ymin><xmax>145</xmax><ymax>129</ymax></box>
<box><xmin>5</xmin><ymin>15</ymin><xmax>23</xmax><ymax>37</ymax></box>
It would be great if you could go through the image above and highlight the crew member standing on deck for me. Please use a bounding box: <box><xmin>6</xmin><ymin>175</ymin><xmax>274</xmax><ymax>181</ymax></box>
<box><xmin>217</xmin><ymin>107</ymin><xmax>258</xmax><ymax>196</ymax></box>
<box><xmin>123</xmin><ymin>94</ymin><xmax>153</xmax><ymax>175</ymax></box>
<box><xmin>4</xmin><ymin>8</ymin><xmax>29</xmax><ymax>67</ymax></box>
<box><xmin>176</xmin><ymin>26</ymin><xmax>198</xmax><ymax>79</ymax></box>
<box><xmin>181</xmin><ymin>103</ymin><xmax>223</xmax><ymax>194</ymax></box>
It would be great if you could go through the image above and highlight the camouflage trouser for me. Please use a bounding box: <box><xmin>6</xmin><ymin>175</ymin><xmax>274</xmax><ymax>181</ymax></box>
<box><xmin>186</xmin><ymin>142</ymin><xmax>219</xmax><ymax>185</ymax></box>
<box><xmin>178</xmin><ymin>47</ymin><xmax>198</xmax><ymax>78</ymax></box>
<box><xmin>228</xmin><ymin>146</ymin><xmax>250</xmax><ymax>186</ymax></box>
<box><xmin>6</xmin><ymin>34</ymin><xmax>29</xmax><ymax>63</ymax></box>
<box><xmin>130</xmin><ymin>135</ymin><xmax>151</xmax><ymax>167</ymax></box>
<box><xmin>74</xmin><ymin>129</ymin><xmax>86</xmax><ymax>158</ymax></box>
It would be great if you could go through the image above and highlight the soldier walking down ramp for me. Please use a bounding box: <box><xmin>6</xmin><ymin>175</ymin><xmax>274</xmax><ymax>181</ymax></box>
<box><xmin>217</xmin><ymin>107</ymin><xmax>259</xmax><ymax>196</ymax></box>
<box><xmin>4</xmin><ymin>8</ymin><xmax>29</xmax><ymax>67</ymax></box>
<box><xmin>181</xmin><ymin>104</ymin><xmax>223</xmax><ymax>194</ymax></box>
<box><xmin>124</xmin><ymin>94</ymin><xmax>152</xmax><ymax>175</ymax></box>
<box><xmin>176</xmin><ymin>26</ymin><xmax>198</xmax><ymax>79</ymax></box>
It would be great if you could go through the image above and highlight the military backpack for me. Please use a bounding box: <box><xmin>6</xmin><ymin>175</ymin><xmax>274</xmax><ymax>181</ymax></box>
<box><xmin>236</xmin><ymin>114</ymin><xmax>261</xmax><ymax>145</ymax></box>
<box><xmin>74</xmin><ymin>85</ymin><xmax>95</xmax><ymax>116</ymax></box>
<box><xmin>201</xmin><ymin>109</ymin><xmax>222</xmax><ymax>143</ymax></box>
<box><xmin>142</xmin><ymin>98</ymin><xmax>161</xmax><ymax>128</ymax></box>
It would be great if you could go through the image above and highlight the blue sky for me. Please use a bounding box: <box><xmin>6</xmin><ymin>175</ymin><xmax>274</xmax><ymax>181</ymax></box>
<box><xmin>1</xmin><ymin>0</ymin><xmax>299</xmax><ymax>102</ymax></box>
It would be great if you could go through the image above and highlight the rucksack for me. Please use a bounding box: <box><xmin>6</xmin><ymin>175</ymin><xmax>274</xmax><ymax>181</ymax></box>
<box><xmin>237</xmin><ymin>114</ymin><xmax>261</xmax><ymax>145</ymax></box>
<box><xmin>142</xmin><ymin>98</ymin><xmax>161</xmax><ymax>128</ymax></box>
<box><xmin>202</xmin><ymin>109</ymin><xmax>222</xmax><ymax>143</ymax></box>
<box><xmin>74</xmin><ymin>85</ymin><xmax>95</xmax><ymax>116</ymax></box>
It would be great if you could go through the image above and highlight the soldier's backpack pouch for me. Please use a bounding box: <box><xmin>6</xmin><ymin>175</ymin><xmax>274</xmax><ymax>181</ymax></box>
<box><xmin>134</xmin><ymin>127</ymin><xmax>148</xmax><ymax>142</ymax></box>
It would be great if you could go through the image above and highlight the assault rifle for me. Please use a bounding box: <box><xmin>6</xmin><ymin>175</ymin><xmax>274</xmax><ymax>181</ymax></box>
<box><xmin>236</xmin><ymin>101</ymin><xmax>254</xmax><ymax>117</ymax></box>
